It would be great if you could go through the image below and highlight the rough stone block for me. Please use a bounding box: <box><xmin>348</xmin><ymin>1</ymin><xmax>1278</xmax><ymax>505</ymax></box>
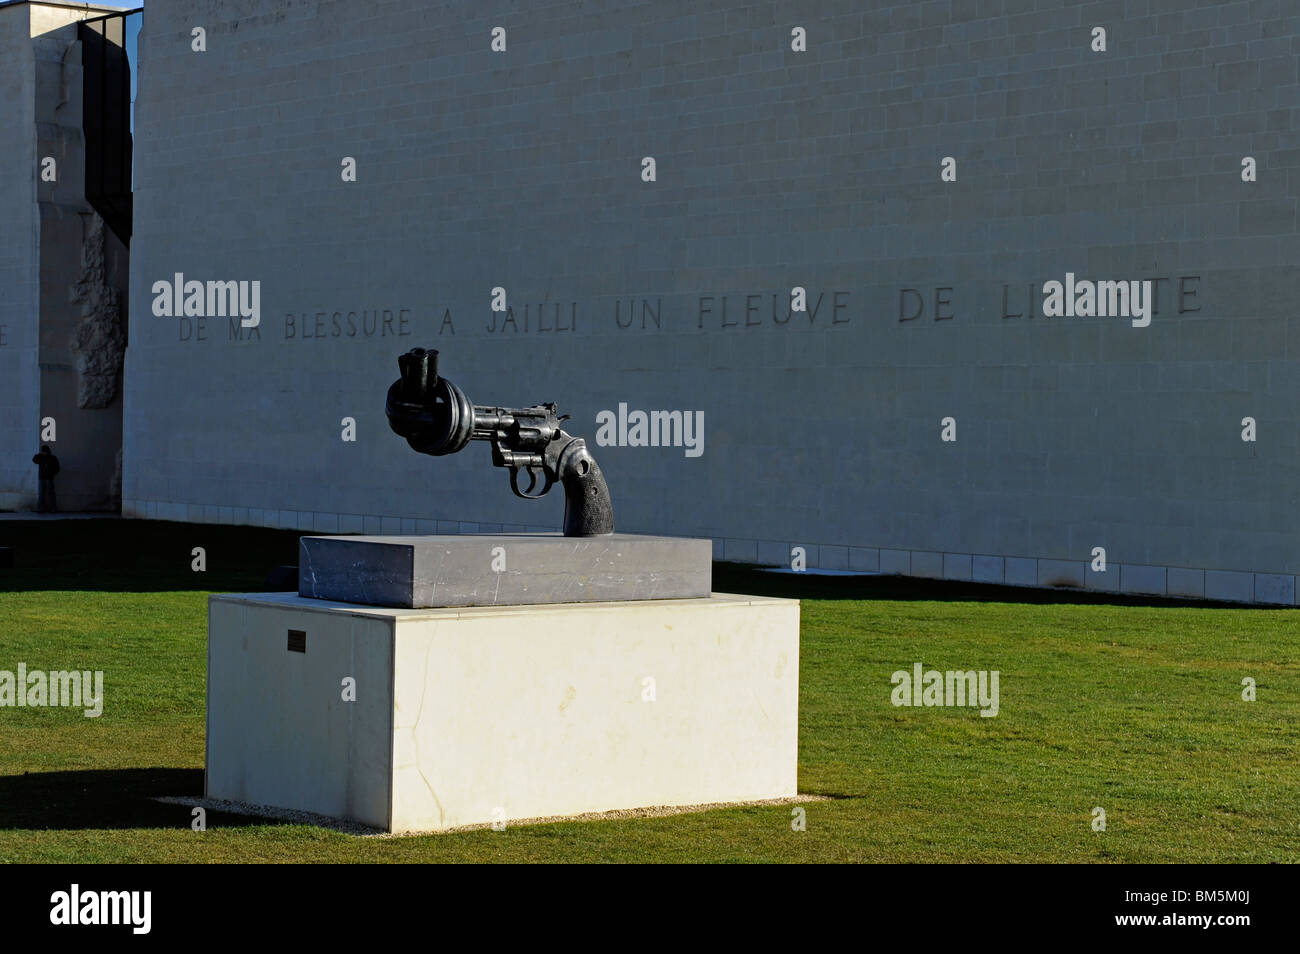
<box><xmin>849</xmin><ymin>547</ymin><xmax>880</xmax><ymax>572</ymax></box>
<box><xmin>1121</xmin><ymin>564</ymin><xmax>1168</xmax><ymax>596</ymax></box>
<box><xmin>1205</xmin><ymin>570</ymin><xmax>1254</xmax><ymax>603</ymax></box>
<box><xmin>299</xmin><ymin>533</ymin><xmax>712</xmax><ymax>608</ymax></box>
<box><xmin>756</xmin><ymin>539</ymin><xmax>789</xmax><ymax>567</ymax></box>
<box><xmin>943</xmin><ymin>553</ymin><xmax>973</xmax><ymax>580</ymax></box>
<box><xmin>1005</xmin><ymin>558</ymin><xmax>1038</xmax><ymax>587</ymax></box>
<box><xmin>1084</xmin><ymin>565</ymin><xmax>1121</xmax><ymax>592</ymax></box>
<box><xmin>971</xmin><ymin>555</ymin><xmax>1003</xmax><ymax>583</ymax></box>
<box><xmin>1038</xmin><ymin>559</ymin><xmax>1085</xmax><ymax>589</ymax></box>
<box><xmin>911</xmin><ymin>550</ymin><xmax>944</xmax><ymax>578</ymax></box>
<box><xmin>1253</xmin><ymin>573</ymin><xmax>1295</xmax><ymax>606</ymax></box>
<box><xmin>1166</xmin><ymin>567</ymin><xmax>1205</xmax><ymax>598</ymax></box>
<box><xmin>880</xmin><ymin>549</ymin><xmax>910</xmax><ymax>575</ymax></box>
<box><xmin>819</xmin><ymin>545</ymin><xmax>849</xmax><ymax>570</ymax></box>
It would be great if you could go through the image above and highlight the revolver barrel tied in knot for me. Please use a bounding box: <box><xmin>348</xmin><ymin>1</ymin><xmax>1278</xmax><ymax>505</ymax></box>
<box><xmin>385</xmin><ymin>348</ymin><xmax>615</xmax><ymax>537</ymax></box>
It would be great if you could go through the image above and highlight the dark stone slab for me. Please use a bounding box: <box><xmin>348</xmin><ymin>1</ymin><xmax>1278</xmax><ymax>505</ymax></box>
<box><xmin>298</xmin><ymin>533</ymin><xmax>712</xmax><ymax>608</ymax></box>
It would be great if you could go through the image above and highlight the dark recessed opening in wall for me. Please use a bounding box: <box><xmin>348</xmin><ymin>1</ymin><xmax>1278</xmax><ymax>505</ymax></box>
<box><xmin>80</xmin><ymin>8</ymin><xmax>141</xmax><ymax>248</ymax></box>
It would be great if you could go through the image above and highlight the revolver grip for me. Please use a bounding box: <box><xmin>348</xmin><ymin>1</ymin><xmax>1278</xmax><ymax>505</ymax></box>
<box><xmin>557</xmin><ymin>439</ymin><xmax>615</xmax><ymax>536</ymax></box>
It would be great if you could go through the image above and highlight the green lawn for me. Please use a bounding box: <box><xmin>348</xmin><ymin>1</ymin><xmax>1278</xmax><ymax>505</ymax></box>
<box><xmin>0</xmin><ymin>519</ymin><xmax>1296</xmax><ymax>862</ymax></box>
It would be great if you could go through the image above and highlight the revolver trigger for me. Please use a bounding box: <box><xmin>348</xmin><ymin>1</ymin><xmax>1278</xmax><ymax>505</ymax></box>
<box><xmin>508</xmin><ymin>464</ymin><xmax>552</xmax><ymax>500</ymax></box>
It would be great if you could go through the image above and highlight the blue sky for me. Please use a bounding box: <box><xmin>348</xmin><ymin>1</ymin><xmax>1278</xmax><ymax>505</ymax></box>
<box><xmin>127</xmin><ymin>13</ymin><xmax>139</xmax><ymax>113</ymax></box>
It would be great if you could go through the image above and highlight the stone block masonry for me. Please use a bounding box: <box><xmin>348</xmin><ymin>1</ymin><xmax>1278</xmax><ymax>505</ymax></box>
<box><xmin>122</xmin><ymin>1</ymin><xmax>1300</xmax><ymax>604</ymax></box>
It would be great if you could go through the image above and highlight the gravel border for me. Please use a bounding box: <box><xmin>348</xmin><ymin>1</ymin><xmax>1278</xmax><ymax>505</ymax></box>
<box><xmin>155</xmin><ymin>793</ymin><xmax>828</xmax><ymax>837</ymax></box>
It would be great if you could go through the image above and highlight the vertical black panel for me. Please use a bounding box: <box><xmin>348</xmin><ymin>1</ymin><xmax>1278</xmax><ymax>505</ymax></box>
<box><xmin>80</xmin><ymin>12</ymin><xmax>136</xmax><ymax>246</ymax></box>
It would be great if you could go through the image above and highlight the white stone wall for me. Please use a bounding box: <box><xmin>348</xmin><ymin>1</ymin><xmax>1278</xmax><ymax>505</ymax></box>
<box><xmin>34</xmin><ymin>5</ymin><xmax>128</xmax><ymax>511</ymax></box>
<box><xmin>0</xmin><ymin>2</ymin><xmax>130</xmax><ymax>511</ymax></box>
<box><xmin>0</xmin><ymin>4</ymin><xmax>41</xmax><ymax>508</ymax></box>
<box><xmin>125</xmin><ymin>0</ymin><xmax>1300</xmax><ymax>602</ymax></box>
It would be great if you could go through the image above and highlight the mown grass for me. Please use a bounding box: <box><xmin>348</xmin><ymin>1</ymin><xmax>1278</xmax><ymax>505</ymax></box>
<box><xmin>0</xmin><ymin>519</ymin><xmax>1296</xmax><ymax>862</ymax></box>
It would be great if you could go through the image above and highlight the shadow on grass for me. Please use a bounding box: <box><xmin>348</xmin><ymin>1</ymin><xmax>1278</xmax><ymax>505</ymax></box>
<box><xmin>0</xmin><ymin>517</ymin><xmax>1284</xmax><ymax>610</ymax></box>
<box><xmin>713</xmin><ymin>563</ymin><xmax>1271</xmax><ymax>610</ymax></box>
<box><xmin>0</xmin><ymin>519</ymin><xmax>306</xmax><ymax>594</ymax></box>
<box><xmin>0</xmin><ymin>768</ymin><xmax>287</xmax><ymax>831</ymax></box>
<box><xmin>0</xmin><ymin>768</ymin><xmax>858</xmax><ymax>833</ymax></box>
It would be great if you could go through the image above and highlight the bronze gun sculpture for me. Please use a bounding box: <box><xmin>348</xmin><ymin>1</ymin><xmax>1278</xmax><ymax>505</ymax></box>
<box><xmin>385</xmin><ymin>348</ymin><xmax>615</xmax><ymax>536</ymax></box>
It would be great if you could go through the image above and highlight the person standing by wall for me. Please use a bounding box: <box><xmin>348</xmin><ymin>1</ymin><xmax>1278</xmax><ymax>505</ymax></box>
<box><xmin>32</xmin><ymin>445</ymin><xmax>60</xmax><ymax>513</ymax></box>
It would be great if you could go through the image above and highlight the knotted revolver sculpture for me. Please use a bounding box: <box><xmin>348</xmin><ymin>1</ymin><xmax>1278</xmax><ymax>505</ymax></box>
<box><xmin>385</xmin><ymin>348</ymin><xmax>615</xmax><ymax>536</ymax></box>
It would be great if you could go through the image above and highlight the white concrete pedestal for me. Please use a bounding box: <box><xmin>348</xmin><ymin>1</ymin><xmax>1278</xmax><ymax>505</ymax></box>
<box><xmin>206</xmin><ymin>592</ymin><xmax>799</xmax><ymax>832</ymax></box>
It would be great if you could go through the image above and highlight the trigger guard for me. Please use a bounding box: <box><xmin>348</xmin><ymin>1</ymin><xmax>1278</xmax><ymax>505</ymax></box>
<box><xmin>510</xmin><ymin>465</ymin><xmax>553</xmax><ymax>500</ymax></box>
